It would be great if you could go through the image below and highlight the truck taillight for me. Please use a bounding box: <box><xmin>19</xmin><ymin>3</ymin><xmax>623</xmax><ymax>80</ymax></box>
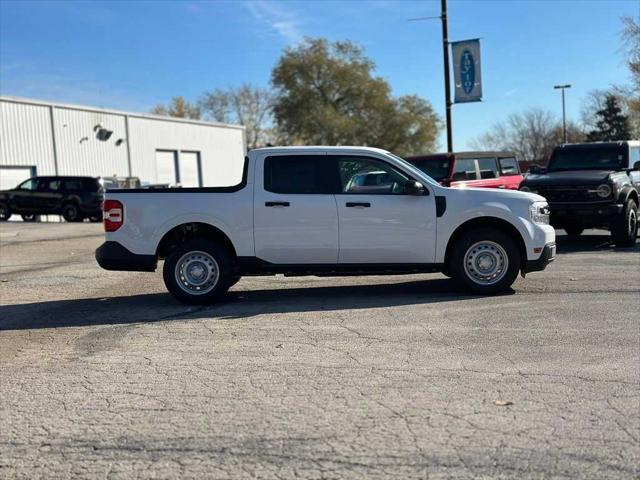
<box><xmin>103</xmin><ymin>200</ymin><xmax>123</xmax><ymax>232</ymax></box>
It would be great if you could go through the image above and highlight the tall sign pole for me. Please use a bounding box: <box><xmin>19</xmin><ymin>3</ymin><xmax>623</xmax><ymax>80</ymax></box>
<box><xmin>441</xmin><ymin>0</ymin><xmax>453</xmax><ymax>153</ymax></box>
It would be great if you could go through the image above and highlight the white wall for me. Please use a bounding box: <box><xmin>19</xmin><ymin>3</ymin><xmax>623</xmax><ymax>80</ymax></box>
<box><xmin>53</xmin><ymin>107</ymin><xmax>129</xmax><ymax>178</ymax></box>
<box><xmin>128</xmin><ymin>116</ymin><xmax>245</xmax><ymax>187</ymax></box>
<box><xmin>0</xmin><ymin>97</ymin><xmax>246</xmax><ymax>188</ymax></box>
<box><xmin>0</xmin><ymin>101</ymin><xmax>56</xmax><ymax>176</ymax></box>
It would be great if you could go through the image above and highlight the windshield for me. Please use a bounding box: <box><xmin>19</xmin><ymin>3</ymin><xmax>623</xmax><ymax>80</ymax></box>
<box><xmin>547</xmin><ymin>146</ymin><xmax>626</xmax><ymax>171</ymax></box>
<box><xmin>407</xmin><ymin>158</ymin><xmax>451</xmax><ymax>182</ymax></box>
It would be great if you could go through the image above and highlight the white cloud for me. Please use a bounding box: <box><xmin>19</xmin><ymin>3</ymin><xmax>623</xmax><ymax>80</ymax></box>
<box><xmin>245</xmin><ymin>1</ymin><xmax>303</xmax><ymax>44</ymax></box>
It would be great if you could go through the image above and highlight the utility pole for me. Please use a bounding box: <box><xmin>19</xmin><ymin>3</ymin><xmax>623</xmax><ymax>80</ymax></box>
<box><xmin>441</xmin><ymin>0</ymin><xmax>453</xmax><ymax>152</ymax></box>
<box><xmin>554</xmin><ymin>84</ymin><xmax>571</xmax><ymax>143</ymax></box>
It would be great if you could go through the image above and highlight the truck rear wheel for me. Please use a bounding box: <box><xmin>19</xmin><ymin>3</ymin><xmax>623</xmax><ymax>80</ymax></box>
<box><xmin>611</xmin><ymin>198</ymin><xmax>638</xmax><ymax>247</ymax></box>
<box><xmin>449</xmin><ymin>228</ymin><xmax>521</xmax><ymax>294</ymax></box>
<box><xmin>62</xmin><ymin>204</ymin><xmax>82</xmax><ymax>222</ymax></box>
<box><xmin>163</xmin><ymin>239</ymin><xmax>235</xmax><ymax>304</ymax></box>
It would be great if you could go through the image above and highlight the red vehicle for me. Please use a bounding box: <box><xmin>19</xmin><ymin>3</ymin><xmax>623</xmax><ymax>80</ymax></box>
<box><xmin>406</xmin><ymin>151</ymin><xmax>524</xmax><ymax>190</ymax></box>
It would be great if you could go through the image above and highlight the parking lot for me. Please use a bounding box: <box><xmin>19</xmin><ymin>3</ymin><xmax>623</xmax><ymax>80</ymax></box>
<box><xmin>0</xmin><ymin>222</ymin><xmax>638</xmax><ymax>479</ymax></box>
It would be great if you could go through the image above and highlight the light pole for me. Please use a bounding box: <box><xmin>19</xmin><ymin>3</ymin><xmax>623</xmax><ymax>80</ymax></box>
<box><xmin>409</xmin><ymin>0</ymin><xmax>453</xmax><ymax>152</ymax></box>
<box><xmin>554</xmin><ymin>84</ymin><xmax>571</xmax><ymax>143</ymax></box>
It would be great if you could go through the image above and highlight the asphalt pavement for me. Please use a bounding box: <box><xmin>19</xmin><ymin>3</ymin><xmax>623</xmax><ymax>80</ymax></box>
<box><xmin>0</xmin><ymin>222</ymin><xmax>638</xmax><ymax>479</ymax></box>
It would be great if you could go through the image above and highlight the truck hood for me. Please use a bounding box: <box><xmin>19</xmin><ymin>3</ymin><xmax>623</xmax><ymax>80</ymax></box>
<box><xmin>445</xmin><ymin>185</ymin><xmax>545</xmax><ymax>203</ymax></box>
<box><xmin>522</xmin><ymin>170</ymin><xmax>612</xmax><ymax>187</ymax></box>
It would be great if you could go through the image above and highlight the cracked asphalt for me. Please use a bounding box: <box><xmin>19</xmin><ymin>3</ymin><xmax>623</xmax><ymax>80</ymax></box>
<box><xmin>0</xmin><ymin>222</ymin><xmax>638</xmax><ymax>479</ymax></box>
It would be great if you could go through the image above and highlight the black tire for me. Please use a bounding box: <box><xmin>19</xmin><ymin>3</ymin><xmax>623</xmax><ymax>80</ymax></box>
<box><xmin>62</xmin><ymin>203</ymin><xmax>81</xmax><ymax>222</ymax></box>
<box><xmin>564</xmin><ymin>226</ymin><xmax>584</xmax><ymax>237</ymax></box>
<box><xmin>449</xmin><ymin>227</ymin><xmax>521</xmax><ymax>294</ymax></box>
<box><xmin>611</xmin><ymin>198</ymin><xmax>638</xmax><ymax>247</ymax></box>
<box><xmin>163</xmin><ymin>238</ymin><xmax>235</xmax><ymax>305</ymax></box>
<box><xmin>0</xmin><ymin>204</ymin><xmax>11</xmax><ymax>222</ymax></box>
<box><xmin>228</xmin><ymin>276</ymin><xmax>242</xmax><ymax>288</ymax></box>
<box><xmin>89</xmin><ymin>214</ymin><xmax>102</xmax><ymax>223</ymax></box>
<box><xmin>21</xmin><ymin>213</ymin><xmax>38</xmax><ymax>222</ymax></box>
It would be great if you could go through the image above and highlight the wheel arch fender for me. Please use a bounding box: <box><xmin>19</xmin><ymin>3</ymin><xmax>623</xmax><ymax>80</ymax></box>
<box><xmin>155</xmin><ymin>215</ymin><xmax>238</xmax><ymax>260</ymax></box>
<box><xmin>443</xmin><ymin>216</ymin><xmax>528</xmax><ymax>270</ymax></box>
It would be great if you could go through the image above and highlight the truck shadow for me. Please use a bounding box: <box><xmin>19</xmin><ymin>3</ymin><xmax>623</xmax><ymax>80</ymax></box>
<box><xmin>0</xmin><ymin>277</ymin><xmax>496</xmax><ymax>331</ymax></box>
<box><xmin>555</xmin><ymin>232</ymin><xmax>640</xmax><ymax>253</ymax></box>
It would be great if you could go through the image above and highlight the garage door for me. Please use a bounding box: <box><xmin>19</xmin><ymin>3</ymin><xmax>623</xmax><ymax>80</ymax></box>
<box><xmin>155</xmin><ymin>150</ymin><xmax>177</xmax><ymax>186</ymax></box>
<box><xmin>0</xmin><ymin>167</ymin><xmax>35</xmax><ymax>191</ymax></box>
<box><xmin>179</xmin><ymin>151</ymin><xmax>201</xmax><ymax>187</ymax></box>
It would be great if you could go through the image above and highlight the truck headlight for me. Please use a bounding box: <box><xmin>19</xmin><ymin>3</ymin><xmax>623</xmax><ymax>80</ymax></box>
<box><xmin>596</xmin><ymin>184</ymin><xmax>612</xmax><ymax>198</ymax></box>
<box><xmin>529</xmin><ymin>202</ymin><xmax>550</xmax><ymax>225</ymax></box>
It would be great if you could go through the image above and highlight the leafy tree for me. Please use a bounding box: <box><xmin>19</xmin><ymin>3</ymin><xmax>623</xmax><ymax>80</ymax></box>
<box><xmin>150</xmin><ymin>96</ymin><xmax>201</xmax><ymax>120</ymax></box>
<box><xmin>200</xmin><ymin>84</ymin><xmax>275</xmax><ymax>149</ymax></box>
<box><xmin>271</xmin><ymin>38</ymin><xmax>440</xmax><ymax>156</ymax></box>
<box><xmin>472</xmin><ymin>108</ymin><xmax>584</xmax><ymax>163</ymax></box>
<box><xmin>586</xmin><ymin>95</ymin><xmax>631</xmax><ymax>141</ymax></box>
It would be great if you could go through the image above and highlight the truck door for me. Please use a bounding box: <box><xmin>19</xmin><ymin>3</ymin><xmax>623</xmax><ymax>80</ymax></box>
<box><xmin>333</xmin><ymin>155</ymin><xmax>437</xmax><ymax>263</ymax></box>
<box><xmin>254</xmin><ymin>154</ymin><xmax>339</xmax><ymax>264</ymax></box>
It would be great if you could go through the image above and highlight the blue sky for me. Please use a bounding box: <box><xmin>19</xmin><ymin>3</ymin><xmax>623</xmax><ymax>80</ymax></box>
<box><xmin>0</xmin><ymin>0</ymin><xmax>637</xmax><ymax>150</ymax></box>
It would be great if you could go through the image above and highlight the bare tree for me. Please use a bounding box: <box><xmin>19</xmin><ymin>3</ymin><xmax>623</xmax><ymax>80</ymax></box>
<box><xmin>150</xmin><ymin>96</ymin><xmax>201</xmax><ymax>120</ymax></box>
<box><xmin>200</xmin><ymin>84</ymin><xmax>275</xmax><ymax>149</ymax></box>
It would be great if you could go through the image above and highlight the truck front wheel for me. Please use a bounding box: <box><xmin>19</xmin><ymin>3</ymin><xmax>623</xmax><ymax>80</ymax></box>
<box><xmin>163</xmin><ymin>239</ymin><xmax>235</xmax><ymax>304</ymax></box>
<box><xmin>449</xmin><ymin>228</ymin><xmax>521</xmax><ymax>294</ymax></box>
<box><xmin>611</xmin><ymin>198</ymin><xmax>638</xmax><ymax>247</ymax></box>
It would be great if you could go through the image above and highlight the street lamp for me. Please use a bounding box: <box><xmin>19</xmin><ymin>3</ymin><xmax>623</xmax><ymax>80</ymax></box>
<box><xmin>554</xmin><ymin>84</ymin><xmax>571</xmax><ymax>143</ymax></box>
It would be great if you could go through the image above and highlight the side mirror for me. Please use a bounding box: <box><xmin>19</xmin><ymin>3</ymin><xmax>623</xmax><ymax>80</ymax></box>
<box><xmin>529</xmin><ymin>165</ymin><xmax>541</xmax><ymax>174</ymax></box>
<box><xmin>404</xmin><ymin>180</ymin><xmax>427</xmax><ymax>195</ymax></box>
<box><xmin>633</xmin><ymin>161</ymin><xmax>640</xmax><ymax>171</ymax></box>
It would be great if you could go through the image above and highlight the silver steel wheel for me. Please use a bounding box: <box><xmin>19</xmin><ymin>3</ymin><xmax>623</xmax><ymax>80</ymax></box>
<box><xmin>174</xmin><ymin>250</ymin><xmax>220</xmax><ymax>295</ymax></box>
<box><xmin>463</xmin><ymin>240</ymin><xmax>509</xmax><ymax>286</ymax></box>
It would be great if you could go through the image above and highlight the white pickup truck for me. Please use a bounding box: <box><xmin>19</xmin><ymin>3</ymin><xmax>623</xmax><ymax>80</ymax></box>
<box><xmin>96</xmin><ymin>146</ymin><xmax>556</xmax><ymax>304</ymax></box>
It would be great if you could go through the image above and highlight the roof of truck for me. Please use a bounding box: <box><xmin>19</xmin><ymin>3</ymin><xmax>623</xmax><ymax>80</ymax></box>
<box><xmin>251</xmin><ymin>146</ymin><xmax>391</xmax><ymax>155</ymax></box>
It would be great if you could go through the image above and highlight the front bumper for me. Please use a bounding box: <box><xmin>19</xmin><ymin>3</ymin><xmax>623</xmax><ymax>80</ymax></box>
<box><xmin>523</xmin><ymin>242</ymin><xmax>556</xmax><ymax>273</ymax></box>
<box><xmin>95</xmin><ymin>241</ymin><xmax>157</xmax><ymax>272</ymax></box>
<box><xmin>549</xmin><ymin>202</ymin><xmax>623</xmax><ymax>227</ymax></box>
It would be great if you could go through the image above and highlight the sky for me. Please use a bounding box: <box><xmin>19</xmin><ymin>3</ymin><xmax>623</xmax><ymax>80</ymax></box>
<box><xmin>0</xmin><ymin>0</ymin><xmax>638</xmax><ymax>150</ymax></box>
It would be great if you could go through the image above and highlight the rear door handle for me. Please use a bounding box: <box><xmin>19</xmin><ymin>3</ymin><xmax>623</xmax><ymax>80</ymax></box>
<box><xmin>265</xmin><ymin>201</ymin><xmax>290</xmax><ymax>207</ymax></box>
<box><xmin>346</xmin><ymin>202</ymin><xmax>371</xmax><ymax>208</ymax></box>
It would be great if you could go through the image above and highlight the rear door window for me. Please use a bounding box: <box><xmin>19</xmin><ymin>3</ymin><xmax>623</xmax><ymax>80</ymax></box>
<box><xmin>264</xmin><ymin>156</ymin><xmax>336</xmax><ymax>194</ymax></box>
<box><xmin>477</xmin><ymin>157</ymin><xmax>499</xmax><ymax>179</ymax></box>
<box><xmin>498</xmin><ymin>157</ymin><xmax>520</xmax><ymax>176</ymax></box>
<box><xmin>63</xmin><ymin>179</ymin><xmax>85</xmax><ymax>191</ymax></box>
<box><xmin>452</xmin><ymin>159</ymin><xmax>478</xmax><ymax>181</ymax></box>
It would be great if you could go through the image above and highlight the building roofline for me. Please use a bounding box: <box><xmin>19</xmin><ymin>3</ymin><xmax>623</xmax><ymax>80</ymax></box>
<box><xmin>0</xmin><ymin>95</ymin><xmax>245</xmax><ymax>131</ymax></box>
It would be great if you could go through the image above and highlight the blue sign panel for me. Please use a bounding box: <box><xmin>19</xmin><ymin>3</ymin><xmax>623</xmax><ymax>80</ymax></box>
<box><xmin>452</xmin><ymin>39</ymin><xmax>482</xmax><ymax>103</ymax></box>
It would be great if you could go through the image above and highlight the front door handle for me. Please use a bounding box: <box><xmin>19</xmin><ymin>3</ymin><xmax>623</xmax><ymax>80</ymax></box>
<box><xmin>346</xmin><ymin>202</ymin><xmax>371</xmax><ymax>208</ymax></box>
<box><xmin>265</xmin><ymin>201</ymin><xmax>290</xmax><ymax>207</ymax></box>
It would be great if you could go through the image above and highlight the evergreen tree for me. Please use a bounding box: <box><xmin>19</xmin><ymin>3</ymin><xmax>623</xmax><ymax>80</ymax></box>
<box><xmin>586</xmin><ymin>95</ymin><xmax>631</xmax><ymax>141</ymax></box>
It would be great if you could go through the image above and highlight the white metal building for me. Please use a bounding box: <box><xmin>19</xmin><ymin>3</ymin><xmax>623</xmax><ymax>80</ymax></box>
<box><xmin>0</xmin><ymin>96</ymin><xmax>246</xmax><ymax>191</ymax></box>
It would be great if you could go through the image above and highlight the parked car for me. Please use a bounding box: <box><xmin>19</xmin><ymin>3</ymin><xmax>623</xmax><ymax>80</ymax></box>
<box><xmin>519</xmin><ymin>141</ymin><xmax>639</xmax><ymax>246</ymax></box>
<box><xmin>0</xmin><ymin>176</ymin><xmax>103</xmax><ymax>222</ymax></box>
<box><xmin>95</xmin><ymin>146</ymin><xmax>555</xmax><ymax>304</ymax></box>
<box><xmin>405</xmin><ymin>151</ymin><xmax>524</xmax><ymax>190</ymax></box>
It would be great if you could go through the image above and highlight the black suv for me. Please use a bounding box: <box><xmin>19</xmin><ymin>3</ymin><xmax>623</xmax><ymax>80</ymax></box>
<box><xmin>520</xmin><ymin>141</ymin><xmax>639</xmax><ymax>246</ymax></box>
<box><xmin>0</xmin><ymin>176</ymin><xmax>103</xmax><ymax>222</ymax></box>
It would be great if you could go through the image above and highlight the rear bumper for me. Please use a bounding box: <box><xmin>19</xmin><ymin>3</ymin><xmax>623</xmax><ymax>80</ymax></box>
<box><xmin>95</xmin><ymin>241</ymin><xmax>157</xmax><ymax>272</ymax></box>
<box><xmin>523</xmin><ymin>242</ymin><xmax>556</xmax><ymax>273</ymax></box>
